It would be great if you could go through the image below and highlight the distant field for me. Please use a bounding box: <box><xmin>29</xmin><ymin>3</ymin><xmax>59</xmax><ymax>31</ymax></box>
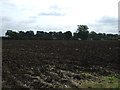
<box><xmin>2</xmin><ymin>40</ymin><xmax>120</xmax><ymax>88</ymax></box>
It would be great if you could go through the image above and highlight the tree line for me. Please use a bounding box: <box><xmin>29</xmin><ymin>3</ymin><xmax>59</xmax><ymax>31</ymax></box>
<box><xmin>4</xmin><ymin>25</ymin><xmax>120</xmax><ymax>40</ymax></box>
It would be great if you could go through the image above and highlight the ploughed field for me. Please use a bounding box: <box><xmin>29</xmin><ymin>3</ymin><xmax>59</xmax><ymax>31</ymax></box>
<box><xmin>2</xmin><ymin>40</ymin><xmax>120</xmax><ymax>88</ymax></box>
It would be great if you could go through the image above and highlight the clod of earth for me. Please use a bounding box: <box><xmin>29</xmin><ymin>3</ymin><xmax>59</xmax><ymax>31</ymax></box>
<box><xmin>2</xmin><ymin>40</ymin><xmax>120</xmax><ymax>89</ymax></box>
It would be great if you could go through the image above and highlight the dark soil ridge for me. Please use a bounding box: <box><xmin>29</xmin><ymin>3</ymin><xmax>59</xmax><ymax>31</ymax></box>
<box><xmin>2</xmin><ymin>40</ymin><xmax>120</xmax><ymax>88</ymax></box>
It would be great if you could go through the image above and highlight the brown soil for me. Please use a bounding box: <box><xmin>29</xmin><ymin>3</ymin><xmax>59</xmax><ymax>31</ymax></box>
<box><xmin>2</xmin><ymin>40</ymin><xmax>120</xmax><ymax>89</ymax></box>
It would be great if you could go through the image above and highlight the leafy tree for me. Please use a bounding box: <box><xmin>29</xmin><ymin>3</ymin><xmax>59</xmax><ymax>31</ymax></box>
<box><xmin>5</xmin><ymin>30</ymin><xmax>12</xmax><ymax>36</ymax></box>
<box><xmin>5</xmin><ymin>30</ymin><xmax>18</xmax><ymax>37</ymax></box>
<box><xmin>90</xmin><ymin>31</ymin><xmax>96</xmax><ymax>35</ymax></box>
<box><xmin>26</xmin><ymin>31</ymin><xmax>34</xmax><ymax>37</ymax></box>
<box><xmin>107</xmin><ymin>34</ymin><xmax>114</xmax><ymax>37</ymax></box>
<box><xmin>36</xmin><ymin>31</ymin><xmax>44</xmax><ymax>38</ymax></box>
<box><xmin>48</xmin><ymin>32</ymin><xmax>53</xmax><ymax>38</ymax></box>
<box><xmin>64</xmin><ymin>31</ymin><xmax>72</xmax><ymax>39</ymax></box>
<box><xmin>58</xmin><ymin>31</ymin><xmax>64</xmax><ymax>39</ymax></box>
<box><xmin>89</xmin><ymin>31</ymin><xmax>97</xmax><ymax>39</ymax></box>
<box><xmin>77</xmin><ymin>25</ymin><xmax>89</xmax><ymax>40</ymax></box>
<box><xmin>18</xmin><ymin>31</ymin><xmax>25</xmax><ymax>37</ymax></box>
<box><xmin>52</xmin><ymin>32</ymin><xmax>57</xmax><ymax>38</ymax></box>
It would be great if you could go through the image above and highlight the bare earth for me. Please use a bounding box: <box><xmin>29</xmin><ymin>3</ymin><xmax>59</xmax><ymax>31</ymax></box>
<box><xmin>2</xmin><ymin>40</ymin><xmax>120</xmax><ymax>89</ymax></box>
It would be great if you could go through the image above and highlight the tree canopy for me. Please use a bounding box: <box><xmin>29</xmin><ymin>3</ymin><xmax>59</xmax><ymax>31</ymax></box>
<box><xmin>4</xmin><ymin>25</ymin><xmax>120</xmax><ymax>40</ymax></box>
<box><xmin>76</xmin><ymin>25</ymin><xmax>89</xmax><ymax>40</ymax></box>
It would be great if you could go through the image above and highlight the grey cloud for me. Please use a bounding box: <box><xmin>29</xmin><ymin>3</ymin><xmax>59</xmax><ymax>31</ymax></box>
<box><xmin>33</xmin><ymin>24</ymin><xmax>76</xmax><ymax>33</ymax></box>
<box><xmin>29</xmin><ymin>16</ymin><xmax>38</xmax><ymax>19</ymax></box>
<box><xmin>1</xmin><ymin>17</ymin><xmax>37</xmax><ymax>36</ymax></box>
<box><xmin>2</xmin><ymin>17</ymin><xmax>12</xmax><ymax>22</ymax></box>
<box><xmin>1</xmin><ymin>1</ymin><xmax>22</xmax><ymax>17</ymax></box>
<box><xmin>33</xmin><ymin>25</ymin><xmax>64</xmax><ymax>31</ymax></box>
<box><xmin>5</xmin><ymin>3</ymin><xmax>16</xmax><ymax>8</ymax></box>
<box><xmin>88</xmin><ymin>16</ymin><xmax>118</xmax><ymax>34</ymax></box>
<box><xmin>20</xmin><ymin>19</ymin><xmax>37</xmax><ymax>24</ymax></box>
<box><xmin>39</xmin><ymin>11</ymin><xmax>65</xmax><ymax>16</ymax></box>
<box><xmin>1</xmin><ymin>1</ymin><xmax>17</xmax><ymax>8</ymax></box>
<box><xmin>16</xmin><ymin>15</ymin><xmax>39</xmax><ymax>24</ymax></box>
<box><xmin>2</xmin><ymin>21</ymin><xmax>36</xmax><ymax>36</ymax></box>
<box><xmin>49</xmin><ymin>5</ymin><xmax>62</xmax><ymax>10</ymax></box>
<box><xmin>1</xmin><ymin>0</ymin><xmax>31</xmax><ymax>15</ymax></box>
<box><xmin>89</xmin><ymin>25</ymin><xmax>117</xmax><ymax>34</ymax></box>
<box><xmin>97</xmin><ymin>16</ymin><xmax>117</xmax><ymax>25</ymax></box>
<box><xmin>2</xmin><ymin>16</ymin><xmax>37</xmax><ymax>25</ymax></box>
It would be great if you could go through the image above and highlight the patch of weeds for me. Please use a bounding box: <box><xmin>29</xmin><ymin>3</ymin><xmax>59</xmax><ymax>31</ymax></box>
<box><xmin>115</xmin><ymin>84</ymin><xmax>120</xmax><ymax>88</ymax></box>
<box><xmin>98</xmin><ymin>76</ymin><xmax>120</xmax><ymax>88</ymax></box>
<box><xmin>82</xmin><ymin>76</ymin><xmax>120</xmax><ymax>88</ymax></box>
<box><xmin>105</xmin><ymin>76</ymin><xmax>119</xmax><ymax>83</ymax></box>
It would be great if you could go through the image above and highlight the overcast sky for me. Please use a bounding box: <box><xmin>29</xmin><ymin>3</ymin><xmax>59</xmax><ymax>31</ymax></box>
<box><xmin>0</xmin><ymin>0</ymin><xmax>119</xmax><ymax>36</ymax></box>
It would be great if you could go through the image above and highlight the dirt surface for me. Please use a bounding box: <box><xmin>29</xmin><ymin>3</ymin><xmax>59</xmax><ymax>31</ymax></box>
<box><xmin>2</xmin><ymin>40</ymin><xmax>120</xmax><ymax>89</ymax></box>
